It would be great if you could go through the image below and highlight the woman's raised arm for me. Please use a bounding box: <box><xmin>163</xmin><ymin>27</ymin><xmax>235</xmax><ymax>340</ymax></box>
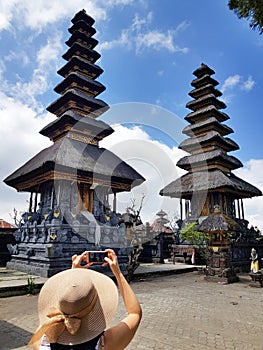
<box><xmin>103</xmin><ymin>249</ymin><xmax>142</xmax><ymax>350</ymax></box>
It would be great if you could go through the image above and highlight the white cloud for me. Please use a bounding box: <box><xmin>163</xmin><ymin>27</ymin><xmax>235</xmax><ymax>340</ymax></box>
<box><xmin>0</xmin><ymin>2</ymin><xmax>189</xmax><ymax>56</ymax></box>
<box><xmin>1</xmin><ymin>68</ymin><xmax>49</xmax><ymax>112</ymax></box>
<box><xmin>0</xmin><ymin>59</ymin><xmax>5</xmax><ymax>79</ymax></box>
<box><xmin>221</xmin><ymin>74</ymin><xmax>241</xmax><ymax>93</ymax></box>
<box><xmin>0</xmin><ymin>0</ymin><xmax>135</xmax><ymax>33</ymax></box>
<box><xmin>99</xmin><ymin>30</ymin><xmax>131</xmax><ymax>51</ymax></box>
<box><xmin>235</xmin><ymin>159</ymin><xmax>263</xmax><ymax>187</ymax></box>
<box><xmin>1</xmin><ymin>32</ymin><xmax>63</xmax><ymax>112</ymax></box>
<box><xmin>100</xmin><ymin>12</ymin><xmax>189</xmax><ymax>54</ymax></box>
<box><xmin>0</xmin><ymin>12</ymin><xmax>9</xmax><ymax>30</ymax></box>
<box><xmin>0</xmin><ymin>0</ymin><xmax>14</xmax><ymax>31</ymax></box>
<box><xmin>37</xmin><ymin>32</ymin><xmax>63</xmax><ymax>68</ymax></box>
<box><xmin>0</xmin><ymin>93</ymin><xmax>53</xmax><ymax>169</ymax></box>
<box><xmin>221</xmin><ymin>74</ymin><xmax>255</xmax><ymax>96</ymax></box>
<box><xmin>136</xmin><ymin>30</ymin><xmax>188</xmax><ymax>53</ymax></box>
<box><xmin>131</xmin><ymin>11</ymin><xmax>153</xmax><ymax>31</ymax></box>
<box><xmin>241</xmin><ymin>75</ymin><xmax>255</xmax><ymax>91</ymax></box>
<box><xmin>101</xmin><ymin>0</ymin><xmax>135</xmax><ymax>5</ymax></box>
<box><xmin>100</xmin><ymin>124</ymin><xmax>186</xmax><ymax>223</ymax></box>
<box><xmin>0</xmin><ymin>91</ymin><xmax>54</xmax><ymax>224</ymax></box>
<box><xmin>235</xmin><ymin>159</ymin><xmax>263</xmax><ymax>232</ymax></box>
<box><xmin>174</xmin><ymin>20</ymin><xmax>190</xmax><ymax>34</ymax></box>
<box><xmin>0</xmin><ymin>0</ymin><xmax>107</xmax><ymax>32</ymax></box>
<box><xmin>4</xmin><ymin>50</ymin><xmax>29</xmax><ymax>66</ymax></box>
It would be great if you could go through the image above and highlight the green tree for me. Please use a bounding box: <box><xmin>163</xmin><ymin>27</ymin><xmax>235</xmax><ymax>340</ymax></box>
<box><xmin>228</xmin><ymin>0</ymin><xmax>263</xmax><ymax>34</ymax></box>
<box><xmin>180</xmin><ymin>222</ymin><xmax>211</xmax><ymax>266</ymax></box>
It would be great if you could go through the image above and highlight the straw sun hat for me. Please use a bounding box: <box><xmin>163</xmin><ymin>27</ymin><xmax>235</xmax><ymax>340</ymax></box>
<box><xmin>29</xmin><ymin>268</ymin><xmax>118</xmax><ymax>346</ymax></box>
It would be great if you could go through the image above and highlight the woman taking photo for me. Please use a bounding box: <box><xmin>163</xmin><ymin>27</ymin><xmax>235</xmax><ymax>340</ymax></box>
<box><xmin>29</xmin><ymin>249</ymin><xmax>142</xmax><ymax>350</ymax></box>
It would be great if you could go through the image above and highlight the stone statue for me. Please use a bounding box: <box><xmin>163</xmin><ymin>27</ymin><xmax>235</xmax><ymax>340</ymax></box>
<box><xmin>250</xmin><ymin>248</ymin><xmax>259</xmax><ymax>273</ymax></box>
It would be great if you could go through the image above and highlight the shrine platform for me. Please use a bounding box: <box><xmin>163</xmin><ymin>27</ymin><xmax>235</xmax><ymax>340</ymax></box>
<box><xmin>0</xmin><ymin>262</ymin><xmax>197</xmax><ymax>297</ymax></box>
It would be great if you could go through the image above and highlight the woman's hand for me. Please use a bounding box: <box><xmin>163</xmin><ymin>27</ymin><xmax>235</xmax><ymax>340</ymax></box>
<box><xmin>71</xmin><ymin>251</ymin><xmax>91</xmax><ymax>269</ymax></box>
<box><xmin>104</xmin><ymin>248</ymin><xmax>121</xmax><ymax>276</ymax></box>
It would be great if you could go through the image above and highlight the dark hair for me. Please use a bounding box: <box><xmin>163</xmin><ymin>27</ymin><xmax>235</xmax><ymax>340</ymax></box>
<box><xmin>50</xmin><ymin>333</ymin><xmax>103</xmax><ymax>350</ymax></box>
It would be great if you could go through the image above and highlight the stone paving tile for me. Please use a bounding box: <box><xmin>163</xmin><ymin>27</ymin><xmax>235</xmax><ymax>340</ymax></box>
<box><xmin>1</xmin><ymin>272</ymin><xmax>263</xmax><ymax>349</ymax></box>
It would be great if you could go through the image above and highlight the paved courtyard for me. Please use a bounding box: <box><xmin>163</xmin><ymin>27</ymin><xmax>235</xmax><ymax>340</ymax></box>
<box><xmin>1</xmin><ymin>271</ymin><xmax>263</xmax><ymax>350</ymax></box>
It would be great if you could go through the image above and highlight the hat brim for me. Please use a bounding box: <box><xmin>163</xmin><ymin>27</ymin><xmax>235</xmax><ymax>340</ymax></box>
<box><xmin>38</xmin><ymin>268</ymin><xmax>118</xmax><ymax>345</ymax></box>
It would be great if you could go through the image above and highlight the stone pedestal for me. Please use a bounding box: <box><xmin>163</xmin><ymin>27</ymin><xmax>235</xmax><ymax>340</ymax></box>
<box><xmin>249</xmin><ymin>272</ymin><xmax>263</xmax><ymax>288</ymax></box>
<box><xmin>6</xmin><ymin>220</ymin><xmax>129</xmax><ymax>277</ymax></box>
<box><xmin>204</xmin><ymin>251</ymin><xmax>239</xmax><ymax>284</ymax></box>
<box><xmin>204</xmin><ymin>267</ymin><xmax>239</xmax><ymax>284</ymax></box>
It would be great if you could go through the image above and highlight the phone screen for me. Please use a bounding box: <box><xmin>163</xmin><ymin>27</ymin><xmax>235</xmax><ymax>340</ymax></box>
<box><xmin>88</xmin><ymin>251</ymin><xmax>108</xmax><ymax>264</ymax></box>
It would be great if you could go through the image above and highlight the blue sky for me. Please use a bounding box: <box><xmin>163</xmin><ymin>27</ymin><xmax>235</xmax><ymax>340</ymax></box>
<box><xmin>0</xmin><ymin>0</ymin><xmax>262</xmax><ymax>230</ymax></box>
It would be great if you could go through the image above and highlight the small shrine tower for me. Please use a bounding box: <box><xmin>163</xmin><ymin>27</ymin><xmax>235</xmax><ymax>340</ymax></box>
<box><xmin>160</xmin><ymin>63</ymin><xmax>262</xmax><ymax>253</ymax></box>
<box><xmin>4</xmin><ymin>10</ymin><xmax>145</xmax><ymax>277</ymax></box>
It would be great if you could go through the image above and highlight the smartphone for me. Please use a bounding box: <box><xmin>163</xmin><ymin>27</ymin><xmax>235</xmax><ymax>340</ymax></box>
<box><xmin>87</xmin><ymin>251</ymin><xmax>108</xmax><ymax>265</ymax></box>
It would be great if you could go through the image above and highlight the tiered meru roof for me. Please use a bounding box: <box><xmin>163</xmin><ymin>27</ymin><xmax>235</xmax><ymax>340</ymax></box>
<box><xmin>160</xmin><ymin>63</ymin><xmax>261</xmax><ymax>200</ymax></box>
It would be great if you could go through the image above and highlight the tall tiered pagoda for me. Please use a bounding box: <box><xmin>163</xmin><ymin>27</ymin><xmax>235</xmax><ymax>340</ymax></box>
<box><xmin>4</xmin><ymin>10</ymin><xmax>145</xmax><ymax>277</ymax></box>
<box><xmin>160</xmin><ymin>64</ymin><xmax>262</xmax><ymax>273</ymax></box>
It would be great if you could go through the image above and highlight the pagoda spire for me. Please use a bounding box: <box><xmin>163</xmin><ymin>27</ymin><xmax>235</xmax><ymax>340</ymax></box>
<box><xmin>179</xmin><ymin>63</ymin><xmax>242</xmax><ymax>174</ymax></box>
<box><xmin>40</xmin><ymin>9</ymin><xmax>110</xmax><ymax>146</ymax></box>
<box><xmin>47</xmin><ymin>10</ymin><xmax>108</xmax><ymax>120</ymax></box>
<box><xmin>3</xmin><ymin>10</ymin><xmax>145</xmax><ymax>278</ymax></box>
<box><xmin>160</xmin><ymin>63</ymin><xmax>261</xmax><ymax>220</ymax></box>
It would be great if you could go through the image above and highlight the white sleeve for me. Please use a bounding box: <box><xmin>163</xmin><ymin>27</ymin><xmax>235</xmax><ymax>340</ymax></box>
<box><xmin>39</xmin><ymin>335</ymin><xmax>51</xmax><ymax>350</ymax></box>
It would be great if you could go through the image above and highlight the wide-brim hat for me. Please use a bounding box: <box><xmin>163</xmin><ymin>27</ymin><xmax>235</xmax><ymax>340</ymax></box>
<box><xmin>36</xmin><ymin>268</ymin><xmax>118</xmax><ymax>345</ymax></box>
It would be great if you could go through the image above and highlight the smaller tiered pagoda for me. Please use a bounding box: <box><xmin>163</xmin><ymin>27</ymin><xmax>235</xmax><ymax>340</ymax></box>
<box><xmin>160</xmin><ymin>63</ymin><xmax>262</xmax><ymax>278</ymax></box>
<box><xmin>4</xmin><ymin>10</ymin><xmax>145</xmax><ymax>277</ymax></box>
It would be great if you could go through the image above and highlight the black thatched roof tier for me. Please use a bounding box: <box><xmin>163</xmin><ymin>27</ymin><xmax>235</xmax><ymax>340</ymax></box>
<box><xmin>193</xmin><ymin>63</ymin><xmax>215</xmax><ymax>78</ymax></box>
<box><xmin>46</xmin><ymin>89</ymin><xmax>109</xmax><ymax>118</ymax></box>
<box><xmin>40</xmin><ymin>111</ymin><xmax>114</xmax><ymax>141</ymax></box>
<box><xmin>186</xmin><ymin>94</ymin><xmax>226</xmax><ymax>112</ymax></box>
<box><xmin>185</xmin><ymin>105</ymin><xmax>229</xmax><ymax>123</ymax></box>
<box><xmin>179</xmin><ymin>131</ymin><xmax>239</xmax><ymax>153</ymax></box>
<box><xmin>57</xmin><ymin>56</ymin><xmax>103</xmax><ymax>79</ymax></box>
<box><xmin>66</xmin><ymin>31</ymin><xmax>98</xmax><ymax>49</ymax></box>
<box><xmin>71</xmin><ymin>10</ymin><xmax>95</xmax><ymax>26</ymax></box>
<box><xmin>62</xmin><ymin>42</ymin><xmax>101</xmax><ymax>63</ymax></box>
<box><xmin>68</xmin><ymin>20</ymin><xmax>96</xmax><ymax>37</ymax></box>
<box><xmin>177</xmin><ymin>149</ymin><xmax>243</xmax><ymax>171</ymax></box>
<box><xmin>188</xmin><ymin>84</ymin><xmax>222</xmax><ymax>99</ymax></box>
<box><xmin>54</xmin><ymin>72</ymin><xmax>105</xmax><ymax>97</ymax></box>
<box><xmin>159</xmin><ymin>169</ymin><xmax>262</xmax><ymax>199</ymax></box>
<box><xmin>191</xmin><ymin>74</ymin><xmax>219</xmax><ymax>88</ymax></box>
<box><xmin>4</xmin><ymin>137</ymin><xmax>145</xmax><ymax>192</ymax></box>
<box><xmin>182</xmin><ymin>117</ymin><xmax>233</xmax><ymax>137</ymax></box>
